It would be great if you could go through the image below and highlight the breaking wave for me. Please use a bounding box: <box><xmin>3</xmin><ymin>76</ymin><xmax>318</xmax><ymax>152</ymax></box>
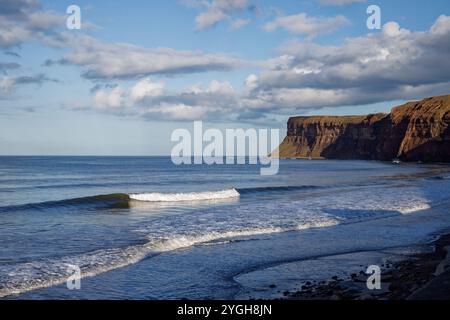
<box><xmin>0</xmin><ymin>186</ymin><xmax>321</xmax><ymax>213</ymax></box>
<box><xmin>0</xmin><ymin>219</ymin><xmax>339</xmax><ymax>298</ymax></box>
<box><xmin>398</xmin><ymin>203</ymin><xmax>432</xmax><ymax>214</ymax></box>
<box><xmin>130</xmin><ymin>188</ymin><xmax>240</xmax><ymax>202</ymax></box>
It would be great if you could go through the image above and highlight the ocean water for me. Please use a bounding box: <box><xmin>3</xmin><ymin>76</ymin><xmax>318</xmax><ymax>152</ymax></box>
<box><xmin>0</xmin><ymin>156</ymin><xmax>450</xmax><ymax>299</ymax></box>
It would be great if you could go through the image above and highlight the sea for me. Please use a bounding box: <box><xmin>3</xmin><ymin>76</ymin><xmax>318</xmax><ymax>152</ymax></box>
<box><xmin>0</xmin><ymin>156</ymin><xmax>450</xmax><ymax>299</ymax></box>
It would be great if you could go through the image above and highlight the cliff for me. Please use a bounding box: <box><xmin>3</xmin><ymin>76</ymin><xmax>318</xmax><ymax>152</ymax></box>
<box><xmin>278</xmin><ymin>94</ymin><xmax>450</xmax><ymax>162</ymax></box>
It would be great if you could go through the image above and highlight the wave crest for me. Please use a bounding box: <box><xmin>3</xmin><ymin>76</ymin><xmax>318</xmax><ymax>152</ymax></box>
<box><xmin>398</xmin><ymin>203</ymin><xmax>431</xmax><ymax>214</ymax></box>
<box><xmin>130</xmin><ymin>188</ymin><xmax>240</xmax><ymax>202</ymax></box>
<box><xmin>0</xmin><ymin>219</ymin><xmax>342</xmax><ymax>298</ymax></box>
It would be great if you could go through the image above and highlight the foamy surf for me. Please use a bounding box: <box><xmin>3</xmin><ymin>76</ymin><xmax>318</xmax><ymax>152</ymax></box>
<box><xmin>129</xmin><ymin>188</ymin><xmax>240</xmax><ymax>202</ymax></box>
<box><xmin>0</xmin><ymin>228</ymin><xmax>280</xmax><ymax>298</ymax></box>
<box><xmin>297</xmin><ymin>218</ymin><xmax>340</xmax><ymax>230</ymax></box>
<box><xmin>148</xmin><ymin>227</ymin><xmax>285</xmax><ymax>252</ymax></box>
<box><xmin>398</xmin><ymin>203</ymin><xmax>432</xmax><ymax>214</ymax></box>
<box><xmin>0</xmin><ymin>220</ymin><xmax>340</xmax><ymax>298</ymax></box>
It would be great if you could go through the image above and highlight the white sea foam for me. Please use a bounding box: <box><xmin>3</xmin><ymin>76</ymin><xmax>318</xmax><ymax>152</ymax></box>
<box><xmin>148</xmin><ymin>227</ymin><xmax>284</xmax><ymax>252</ymax></box>
<box><xmin>129</xmin><ymin>188</ymin><xmax>240</xmax><ymax>202</ymax></box>
<box><xmin>398</xmin><ymin>203</ymin><xmax>431</xmax><ymax>214</ymax></box>
<box><xmin>297</xmin><ymin>218</ymin><xmax>340</xmax><ymax>230</ymax></box>
<box><xmin>0</xmin><ymin>220</ymin><xmax>341</xmax><ymax>298</ymax></box>
<box><xmin>0</xmin><ymin>227</ymin><xmax>281</xmax><ymax>298</ymax></box>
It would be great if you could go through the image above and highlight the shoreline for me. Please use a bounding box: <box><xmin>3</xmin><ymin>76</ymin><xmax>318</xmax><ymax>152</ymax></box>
<box><xmin>281</xmin><ymin>233</ymin><xmax>450</xmax><ymax>300</ymax></box>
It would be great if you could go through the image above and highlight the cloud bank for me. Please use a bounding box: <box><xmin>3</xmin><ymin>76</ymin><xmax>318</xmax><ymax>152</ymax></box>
<box><xmin>86</xmin><ymin>16</ymin><xmax>450</xmax><ymax>121</ymax></box>
<box><xmin>54</xmin><ymin>37</ymin><xmax>249</xmax><ymax>80</ymax></box>
<box><xmin>2</xmin><ymin>0</ymin><xmax>450</xmax><ymax>124</ymax></box>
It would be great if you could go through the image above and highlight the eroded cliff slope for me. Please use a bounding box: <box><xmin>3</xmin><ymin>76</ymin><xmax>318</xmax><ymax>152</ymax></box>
<box><xmin>278</xmin><ymin>94</ymin><xmax>450</xmax><ymax>162</ymax></box>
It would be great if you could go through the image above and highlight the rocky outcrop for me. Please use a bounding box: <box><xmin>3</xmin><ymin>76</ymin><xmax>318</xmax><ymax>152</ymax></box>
<box><xmin>278</xmin><ymin>94</ymin><xmax>450</xmax><ymax>162</ymax></box>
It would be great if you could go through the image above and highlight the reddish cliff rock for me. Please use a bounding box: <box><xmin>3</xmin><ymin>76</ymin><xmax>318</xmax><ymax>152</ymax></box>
<box><xmin>278</xmin><ymin>94</ymin><xmax>450</xmax><ymax>162</ymax></box>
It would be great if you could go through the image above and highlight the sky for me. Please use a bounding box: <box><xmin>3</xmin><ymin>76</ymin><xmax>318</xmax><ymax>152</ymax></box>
<box><xmin>0</xmin><ymin>0</ymin><xmax>449</xmax><ymax>155</ymax></box>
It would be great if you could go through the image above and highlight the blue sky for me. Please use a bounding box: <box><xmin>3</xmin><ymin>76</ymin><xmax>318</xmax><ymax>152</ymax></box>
<box><xmin>0</xmin><ymin>0</ymin><xmax>449</xmax><ymax>155</ymax></box>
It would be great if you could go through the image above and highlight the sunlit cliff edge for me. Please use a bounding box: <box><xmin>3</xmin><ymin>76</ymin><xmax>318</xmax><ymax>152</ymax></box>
<box><xmin>278</xmin><ymin>94</ymin><xmax>450</xmax><ymax>162</ymax></box>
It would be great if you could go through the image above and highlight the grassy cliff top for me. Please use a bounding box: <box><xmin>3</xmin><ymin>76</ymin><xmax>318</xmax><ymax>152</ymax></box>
<box><xmin>392</xmin><ymin>94</ymin><xmax>450</xmax><ymax>121</ymax></box>
<box><xmin>288</xmin><ymin>113</ymin><xmax>387</xmax><ymax>125</ymax></box>
<box><xmin>288</xmin><ymin>94</ymin><xmax>450</xmax><ymax>125</ymax></box>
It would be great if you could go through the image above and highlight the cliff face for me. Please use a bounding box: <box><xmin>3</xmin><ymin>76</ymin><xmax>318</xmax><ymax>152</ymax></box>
<box><xmin>278</xmin><ymin>94</ymin><xmax>450</xmax><ymax>162</ymax></box>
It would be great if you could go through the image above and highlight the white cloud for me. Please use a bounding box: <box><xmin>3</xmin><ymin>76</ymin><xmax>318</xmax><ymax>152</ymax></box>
<box><xmin>0</xmin><ymin>74</ymin><xmax>57</xmax><ymax>95</ymax></box>
<box><xmin>208</xmin><ymin>79</ymin><xmax>234</xmax><ymax>93</ymax></box>
<box><xmin>430</xmin><ymin>15</ymin><xmax>450</xmax><ymax>35</ymax></box>
<box><xmin>244</xmin><ymin>16</ymin><xmax>450</xmax><ymax>112</ymax></box>
<box><xmin>195</xmin><ymin>9</ymin><xmax>228</xmax><ymax>30</ymax></box>
<box><xmin>86</xmin><ymin>79</ymin><xmax>237</xmax><ymax>121</ymax></box>
<box><xmin>243</xmin><ymin>74</ymin><xmax>258</xmax><ymax>94</ymax></box>
<box><xmin>26</xmin><ymin>11</ymin><xmax>65</xmax><ymax>30</ymax></box>
<box><xmin>264</xmin><ymin>13</ymin><xmax>349</xmax><ymax>38</ymax></box>
<box><xmin>0</xmin><ymin>77</ymin><xmax>16</xmax><ymax>94</ymax></box>
<box><xmin>130</xmin><ymin>78</ymin><xmax>165</xmax><ymax>102</ymax></box>
<box><xmin>382</xmin><ymin>21</ymin><xmax>410</xmax><ymax>37</ymax></box>
<box><xmin>56</xmin><ymin>36</ymin><xmax>248</xmax><ymax>79</ymax></box>
<box><xmin>0</xmin><ymin>0</ymin><xmax>66</xmax><ymax>48</ymax></box>
<box><xmin>185</xmin><ymin>0</ymin><xmax>253</xmax><ymax>30</ymax></box>
<box><xmin>93</xmin><ymin>87</ymin><xmax>126</xmax><ymax>108</ymax></box>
